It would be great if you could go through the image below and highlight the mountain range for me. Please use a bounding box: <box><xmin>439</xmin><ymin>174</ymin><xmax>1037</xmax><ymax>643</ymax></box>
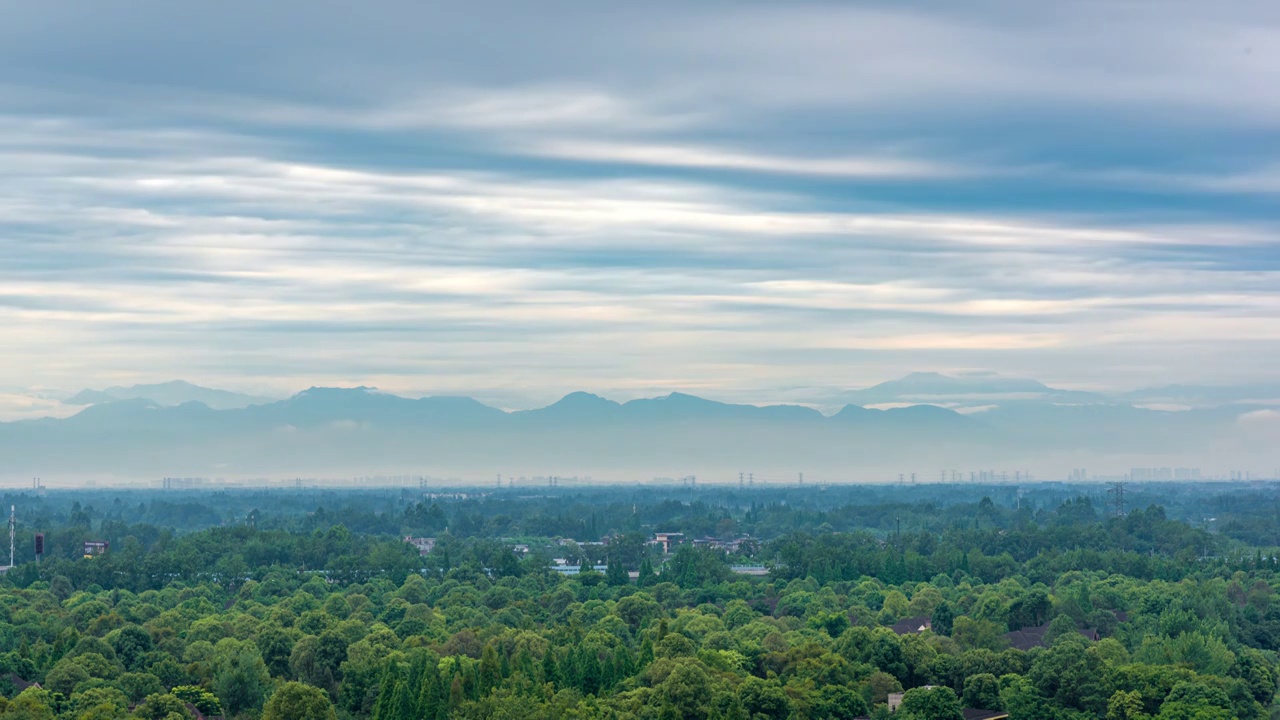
<box><xmin>3</xmin><ymin>374</ymin><xmax>1276</xmax><ymax>481</ymax></box>
<box><xmin>65</xmin><ymin>380</ymin><xmax>274</xmax><ymax>410</ymax></box>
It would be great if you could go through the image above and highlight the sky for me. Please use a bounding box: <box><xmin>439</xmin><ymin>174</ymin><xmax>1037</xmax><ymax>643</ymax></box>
<box><xmin>2</xmin><ymin>0</ymin><xmax>1279</xmax><ymax>419</ymax></box>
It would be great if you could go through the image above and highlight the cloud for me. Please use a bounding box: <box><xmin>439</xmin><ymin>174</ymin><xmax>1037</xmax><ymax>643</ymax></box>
<box><xmin>0</xmin><ymin>391</ymin><xmax>81</xmax><ymax>422</ymax></box>
<box><xmin>1238</xmin><ymin>409</ymin><xmax>1280</xmax><ymax>428</ymax></box>
<box><xmin>0</xmin><ymin>0</ymin><xmax>1277</xmax><ymax>403</ymax></box>
<box><xmin>522</xmin><ymin>140</ymin><xmax>964</xmax><ymax>179</ymax></box>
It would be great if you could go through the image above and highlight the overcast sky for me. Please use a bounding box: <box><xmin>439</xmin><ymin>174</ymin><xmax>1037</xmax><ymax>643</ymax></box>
<box><xmin>2</xmin><ymin>1</ymin><xmax>1279</xmax><ymax>417</ymax></box>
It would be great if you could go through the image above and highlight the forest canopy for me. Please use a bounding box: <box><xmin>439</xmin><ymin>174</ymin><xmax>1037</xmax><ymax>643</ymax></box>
<box><xmin>0</xmin><ymin>482</ymin><xmax>1277</xmax><ymax>720</ymax></box>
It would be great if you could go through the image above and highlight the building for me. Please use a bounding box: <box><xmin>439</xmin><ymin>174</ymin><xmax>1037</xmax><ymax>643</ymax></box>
<box><xmin>874</xmin><ymin>689</ymin><xmax>1007</xmax><ymax>720</ymax></box>
<box><xmin>690</xmin><ymin>535</ymin><xmax>755</xmax><ymax>553</ymax></box>
<box><xmin>83</xmin><ymin>540</ymin><xmax>109</xmax><ymax>558</ymax></box>
<box><xmin>890</xmin><ymin>616</ymin><xmax>933</xmax><ymax>635</ymax></box>
<box><xmin>653</xmin><ymin>532</ymin><xmax>684</xmax><ymax>554</ymax></box>
<box><xmin>549</xmin><ymin>562</ymin><xmax>609</xmax><ymax>575</ymax></box>
<box><xmin>1004</xmin><ymin>621</ymin><xmax>1100</xmax><ymax>651</ymax></box>
<box><xmin>1129</xmin><ymin>467</ymin><xmax>1201</xmax><ymax>481</ymax></box>
<box><xmin>404</xmin><ymin>536</ymin><xmax>435</xmax><ymax>555</ymax></box>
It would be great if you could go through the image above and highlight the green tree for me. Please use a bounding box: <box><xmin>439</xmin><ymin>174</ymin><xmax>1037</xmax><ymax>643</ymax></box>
<box><xmin>1107</xmin><ymin>690</ymin><xmax>1149</xmax><ymax>720</ymax></box>
<box><xmin>1000</xmin><ymin>674</ymin><xmax>1061</xmax><ymax>720</ymax></box>
<box><xmin>262</xmin><ymin>682</ymin><xmax>338</xmax><ymax>720</ymax></box>
<box><xmin>108</xmin><ymin>626</ymin><xmax>153</xmax><ymax>671</ymax></box>
<box><xmin>898</xmin><ymin>686</ymin><xmax>963</xmax><ymax>720</ymax></box>
<box><xmin>738</xmin><ymin>676</ymin><xmax>790</xmax><ymax>719</ymax></box>
<box><xmin>69</xmin><ymin>687</ymin><xmax>129</xmax><ymax>718</ymax></box>
<box><xmin>541</xmin><ymin>649</ymin><xmax>560</xmax><ymax>687</ymax></box>
<box><xmin>660</xmin><ymin>660</ymin><xmax>712</xmax><ymax>720</ymax></box>
<box><xmin>289</xmin><ymin>632</ymin><xmax>347</xmax><ymax>697</ymax></box>
<box><xmin>256</xmin><ymin>627</ymin><xmax>297</xmax><ymax>678</ymax></box>
<box><xmin>478</xmin><ymin>645</ymin><xmax>501</xmax><ymax>696</ymax></box>
<box><xmin>1043</xmin><ymin>615</ymin><xmax>1080</xmax><ymax>646</ymax></box>
<box><xmin>116</xmin><ymin>673</ymin><xmax>164</xmax><ymax>704</ymax></box>
<box><xmin>211</xmin><ymin>639</ymin><xmax>272</xmax><ymax>715</ymax></box>
<box><xmin>1153</xmin><ymin>681</ymin><xmax>1234</xmax><ymax>720</ymax></box>
<box><xmin>962</xmin><ymin>673</ymin><xmax>1001</xmax><ymax>711</ymax></box>
<box><xmin>637</xmin><ymin>557</ymin><xmax>657</xmax><ymax>587</ymax></box>
<box><xmin>951</xmin><ymin>617</ymin><xmax>1007</xmax><ymax>652</ymax></box>
<box><xmin>5</xmin><ymin>688</ymin><xmax>57</xmax><ymax>720</ymax></box>
<box><xmin>931</xmin><ymin>602</ymin><xmax>955</xmax><ymax>637</ymax></box>
<box><xmin>606</xmin><ymin>558</ymin><xmax>629</xmax><ymax>587</ymax></box>
<box><xmin>817</xmin><ymin>685</ymin><xmax>868</xmax><ymax>719</ymax></box>
<box><xmin>1027</xmin><ymin>634</ymin><xmax>1107</xmax><ymax>714</ymax></box>
<box><xmin>133</xmin><ymin>693</ymin><xmax>193</xmax><ymax>720</ymax></box>
<box><xmin>171</xmin><ymin>686</ymin><xmax>223</xmax><ymax>717</ymax></box>
<box><xmin>43</xmin><ymin>661</ymin><xmax>91</xmax><ymax>697</ymax></box>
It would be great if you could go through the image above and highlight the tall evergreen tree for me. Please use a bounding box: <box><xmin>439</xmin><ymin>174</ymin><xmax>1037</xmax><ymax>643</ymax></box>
<box><xmin>579</xmin><ymin>647</ymin><xmax>601</xmax><ymax>696</ymax></box>
<box><xmin>514</xmin><ymin>646</ymin><xmax>536</xmax><ymax>682</ymax></box>
<box><xmin>638</xmin><ymin>557</ymin><xmax>656</xmax><ymax>586</ymax></box>
<box><xmin>370</xmin><ymin>668</ymin><xmax>398</xmax><ymax>720</ymax></box>
<box><xmin>447</xmin><ymin>675</ymin><xmax>464</xmax><ymax>712</ymax></box>
<box><xmin>606</xmin><ymin>557</ymin><xmax>629</xmax><ymax>586</ymax></box>
<box><xmin>541</xmin><ymin>649</ymin><xmax>560</xmax><ymax>687</ymax></box>
<box><xmin>479</xmin><ymin>645</ymin><xmax>501</xmax><ymax>696</ymax></box>
<box><xmin>414</xmin><ymin>659</ymin><xmax>444</xmax><ymax>719</ymax></box>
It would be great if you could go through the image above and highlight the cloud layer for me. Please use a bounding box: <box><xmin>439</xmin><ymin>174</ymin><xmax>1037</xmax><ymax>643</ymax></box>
<box><xmin>1</xmin><ymin>0</ymin><xmax>1279</xmax><ymax>418</ymax></box>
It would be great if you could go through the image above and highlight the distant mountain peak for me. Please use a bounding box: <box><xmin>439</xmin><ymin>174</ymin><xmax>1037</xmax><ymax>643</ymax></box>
<box><xmin>900</xmin><ymin>371</ymin><xmax>949</xmax><ymax>380</ymax></box>
<box><xmin>555</xmin><ymin>391</ymin><xmax>615</xmax><ymax>404</ymax></box>
<box><xmin>294</xmin><ymin>385</ymin><xmax>379</xmax><ymax>398</ymax></box>
<box><xmin>660</xmin><ymin>391</ymin><xmax>713</xmax><ymax>403</ymax></box>
<box><xmin>839</xmin><ymin>371</ymin><xmax>1098</xmax><ymax>406</ymax></box>
<box><xmin>517</xmin><ymin>391</ymin><xmax>620</xmax><ymax>420</ymax></box>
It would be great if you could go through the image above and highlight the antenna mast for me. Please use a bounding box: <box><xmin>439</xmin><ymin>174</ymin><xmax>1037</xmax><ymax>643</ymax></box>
<box><xmin>8</xmin><ymin>505</ymin><xmax>14</xmax><ymax>569</ymax></box>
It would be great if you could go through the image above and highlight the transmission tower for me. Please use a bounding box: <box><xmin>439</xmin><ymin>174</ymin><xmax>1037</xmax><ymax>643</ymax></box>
<box><xmin>1107</xmin><ymin>482</ymin><xmax>1127</xmax><ymax>517</ymax></box>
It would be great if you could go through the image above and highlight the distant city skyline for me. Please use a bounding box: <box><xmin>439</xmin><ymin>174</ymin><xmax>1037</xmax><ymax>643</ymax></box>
<box><xmin>2</xmin><ymin>2</ymin><xmax>1279</xmax><ymax>422</ymax></box>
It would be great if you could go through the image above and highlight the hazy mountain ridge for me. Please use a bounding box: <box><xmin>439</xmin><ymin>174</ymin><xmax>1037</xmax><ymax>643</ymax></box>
<box><xmin>66</xmin><ymin>380</ymin><xmax>275</xmax><ymax>410</ymax></box>
<box><xmin>1</xmin><ymin>375</ymin><xmax>1274</xmax><ymax>479</ymax></box>
<box><xmin>836</xmin><ymin>371</ymin><xmax>1105</xmax><ymax>405</ymax></box>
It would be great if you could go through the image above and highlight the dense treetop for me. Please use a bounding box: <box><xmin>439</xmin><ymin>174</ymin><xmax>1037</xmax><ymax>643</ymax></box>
<box><xmin>0</xmin><ymin>483</ymin><xmax>1278</xmax><ymax>719</ymax></box>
